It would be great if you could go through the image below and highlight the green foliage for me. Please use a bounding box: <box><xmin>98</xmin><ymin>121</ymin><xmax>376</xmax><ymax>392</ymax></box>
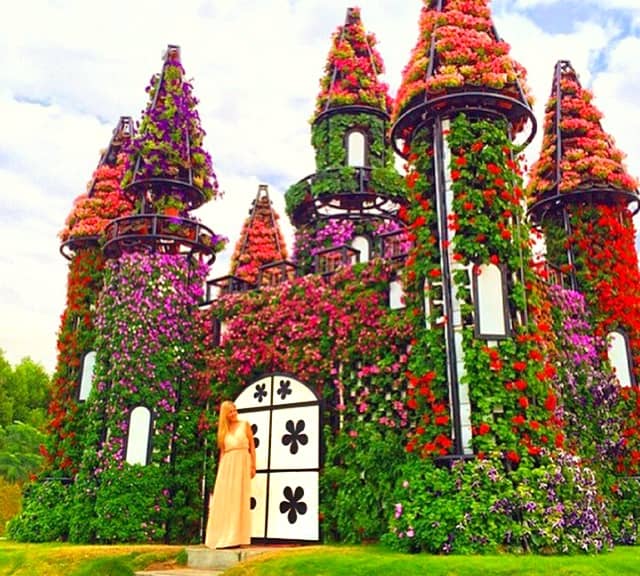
<box><xmin>384</xmin><ymin>453</ymin><xmax>610</xmax><ymax>554</ymax></box>
<box><xmin>0</xmin><ymin>351</ymin><xmax>50</xmax><ymax>430</ymax></box>
<box><xmin>92</xmin><ymin>465</ymin><xmax>169</xmax><ymax>543</ymax></box>
<box><xmin>321</xmin><ymin>422</ymin><xmax>407</xmax><ymax>543</ymax></box>
<box><xmin>7</xmin><ymin>479</ymin><xmax>72</xmax><ymax>542</ymax></box>
<box><xmin>0</xmin><ymin>422</ymin><xmax>45</xmax><ymax>482</ymax></box>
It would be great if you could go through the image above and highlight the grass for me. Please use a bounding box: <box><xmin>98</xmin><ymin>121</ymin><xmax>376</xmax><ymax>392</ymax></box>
<box><xmin>0</xmin><ymin>541</ymin><xmax>184</xmax><ymax>576</ymax></box>
<box><xmin>2</xmin><ymin>541</ymin><xmax>640</xmax><ymax>575</ymax></box>
<box><xmin>224</xmin><ymin>544</ymin><xmax>640</xmax><ymax>576</ymax></box>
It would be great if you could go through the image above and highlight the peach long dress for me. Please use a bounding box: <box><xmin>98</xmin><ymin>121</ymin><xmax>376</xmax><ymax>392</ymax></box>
<box><xmin>205</xmin><ymin>422</ymin><xmax>252</xmax><ymax>548</ymax></box>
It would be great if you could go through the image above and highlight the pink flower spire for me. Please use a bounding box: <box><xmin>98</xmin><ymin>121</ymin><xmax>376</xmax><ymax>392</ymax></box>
<box><xmin>59</xmin><ymin>117</ymin><xmax>135</xmax><ymax>245</ymax></box>
<box><xmin>314</xmin><ymin>6</ymin><xmax>392</xmax><ymax>119</ymax></box>
<box><xmin>229</xmin><ymin>185</ymin><xmax>289</xmax><ymax>284</ymax></box>
<box><xmin>528</xmin><ymin>60</ymin><xmax>639</xmax><ymax>201</ymax></box>
<box><xmin>392</xmin><ymin>0</ymin><xmax>532</xmax><ymax>125</ymax></box>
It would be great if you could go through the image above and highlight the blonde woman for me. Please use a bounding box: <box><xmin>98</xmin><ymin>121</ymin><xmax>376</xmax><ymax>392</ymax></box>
<box><xmin>205</xmin><ymin>401</ymin><xmax>256</xmax><ymax>548</ymax></box>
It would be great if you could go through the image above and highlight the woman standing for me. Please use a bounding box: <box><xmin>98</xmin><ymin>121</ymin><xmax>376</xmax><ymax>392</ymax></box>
<box><xmin>205</xmin><ymin>400</ymin><xmax>256</xmax><ymax>549</ymax></box>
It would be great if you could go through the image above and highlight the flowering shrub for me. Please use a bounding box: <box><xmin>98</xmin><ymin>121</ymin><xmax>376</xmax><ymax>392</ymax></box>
<box><xmin>528</xmin><ymin>62</ymin><xmax>638</xmax><ymax>196</ymax></box>
<box><xmin>122</xmin><ymin>47</ymin><xmax>219</xmax><ymax>203</ymax></box>
<box><xmin>385</xmin><ymin>452</ymin><xmax>611</xmax><ymax>554</ymax></box>
<box><xmin>394</xmin><ymin>0</ymin><xmax>532</xmax><ymax>122</ymax></box>
<box><xmin>229</xmin><ymin>191</ymin><xmax>288</xmax><ymax>284</ymax></box>
<box><xmin>314</xmin><ymin>7</ymin><xmax>391</xmax><ymax>117</ymax></box>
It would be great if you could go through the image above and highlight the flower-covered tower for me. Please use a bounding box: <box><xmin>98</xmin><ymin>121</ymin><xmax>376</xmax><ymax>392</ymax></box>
<box><xmin>286</xmin><ymin>7</ymin><xmax>407</xmax><ymax>274</ymax></box>
<box><xmin>390</xmin><ymin>0</ymin><xmax>560</xmax><ymax>463</ymax></box>
<box><xmin>68</xmin><ymin>45</ymin><xmax>226</xmax><ymax>543</ymax></box>
<box><xmin>528</xmin><ymin>60</ymin><xmax>640</xmax><ymax>471</ymax></box>
<box><xmin>42</xmin><ymin>118</ymin><xmax>135</xmax><ymax>477</ymax></box>
<box><xmin>228</xmin><ymin>184</ymin><xmax>291</xmax><ymax>286</ymax></box>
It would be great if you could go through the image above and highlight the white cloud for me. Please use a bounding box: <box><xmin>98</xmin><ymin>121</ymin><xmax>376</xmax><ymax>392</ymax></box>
<box><xmin>0</xmin><ymin>1</ymin><xmax>639</xmax><ymax>374</ymax></box>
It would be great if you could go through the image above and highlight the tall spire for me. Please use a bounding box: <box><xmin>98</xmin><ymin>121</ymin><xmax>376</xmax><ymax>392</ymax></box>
<box><xmin>314</xmin><ymin>6</ymin><xmax>391</xmax><ymax>119</ymax></box>
<box><xmin>59</xmin><ymin>117</ymin><xmax>135</xmax><ymax>258</ymax></box>
<box><xmin>392</xmin><ymin>0</ymin><xmax>535</xmax><ymax>154</ymax></box>
<box><xmin>229</xmin><ymin>184</ymin><xmax>289</xmax><ymax>284</ymax></box>
<box><xmin>104</xmin><ymin>45</ymin><xmax>226</xmax><ymax>262</ymax></box>
<box><xmin>528</xmin><ymin>60</ymin><xmax>638</xmax><ymax>213</ymax></box>
<box><xmin>122</xmin><ymin>45</ymin><xmax>219</xmax><ymax>210</ymax></box>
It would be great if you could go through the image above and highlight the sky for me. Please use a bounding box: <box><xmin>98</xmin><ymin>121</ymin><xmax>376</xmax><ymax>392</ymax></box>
<box><xmin>1</xmin><ymin>0</ymin><xmax>639</xmax><ymax>375</ymax></box>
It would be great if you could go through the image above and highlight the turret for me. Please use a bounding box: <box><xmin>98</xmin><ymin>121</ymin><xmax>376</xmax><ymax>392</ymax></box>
<box><xmin>390</xmin><ymin>0</ymin><xmax>557</xmax><ymax>464</ymax></box>
<box><xmin>44</xmin><ymin>117</ymin><xmax>135</xmax><ymax>475</ymax></box>
<box><xmin>527</xmin><ymin>60</ymin><xmax>640</xmax><ymax>472</ymax></box>
<box><xmin>229</xmin><ymin>184</ymin><xmax>292</xmax><ymax>286</ymax></box>
<box><xmin>286</xmin><ymin>7</ymin><xmax>407</xmax><ymax>274</ymax></box>
<box><xmin>69</xmin><ymin>46</ymin><xmax>225</xmax><ymax>543</ymax></box>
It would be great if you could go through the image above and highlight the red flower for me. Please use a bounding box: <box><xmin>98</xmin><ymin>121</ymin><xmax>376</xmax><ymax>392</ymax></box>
<box><xmin>489</xmin><ymin>254</ymin><xmax>500</xmax><ymax>265</ymax></box>
<box><xmin>451</xmin><ymin>169</ymin><xmax>462</xmax><ymax>181</ymax></box>
<box><xmin>487</xmin><ymin>163</ymin><xmax>501</xmax><ymax>175</ymax></box>
<box><xmin>518</xmin><ymin>396</ymin><xmax>529</xmax><ymax>409</ymax></box>
<box><xmin>455</xmin><ymin>156</ymin><xmax>467</xmax><ymax>167</ymax></box>
<box><xmin>435</xmin><ymin>414</ymin><xmax>449</xmax><ymax>426</ymax></box>
<box><xmin>506</xmin><ymin>451</ymin><xmax>520</xmax><ymax>463</ymax></box>
<box><xmin>544</xmin><ymin>392</ymin><xmax>557</xmax><ymax>412</ymax></box>
<box><xmin>513</xmin><ymin>360</ymin><xmax>527</xmax><ymax>371</ymax></box>
<box><xmin>478</xmin><ymin>422</ymin><xmax>491</xmax><ymax>435</ymax></box>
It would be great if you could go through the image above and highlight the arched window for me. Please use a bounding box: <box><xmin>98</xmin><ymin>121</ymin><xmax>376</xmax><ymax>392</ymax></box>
<box><xmin>389</xmin><ymin>279</ymin><xmax>405</xmax><ymax>310</ymax></box>
<box><xmin>125</xmin><ymin>406</ymin><xmax>152</xmax><ymax>466</ymax></box>
<box><xmin>473</xmin><ymin>263</ymin><xmax>509</xmax><ymax>339</ymax></box>
<box><xmin>347</xmin><ymin>130</ymin><xmax>366</xmax><ymax>167</ymax></box>
<box><xmin>351</xmin><ymin>235</ymin><xmax>370</xmax><ymax>263</ymax></box>
<box><xmin>78</xmin><ymin>351</ymin><xmax>96</xmax><ymax>401</ymax></box>
<box><xmin>607</xmin><ymin>330</ymin><xmax>633</xmax><ymax>388</ymax></box>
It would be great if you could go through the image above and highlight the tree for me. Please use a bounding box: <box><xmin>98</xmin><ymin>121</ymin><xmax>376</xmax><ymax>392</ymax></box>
<box><xmin>0</xmin><ymin>422</ymin><xmax>45</xmax><ymax>483</ymax></box>
<box><xmin>11</xmin><ymin>358</ymin><xmax>51</xmax><ymax>429</ymax></box>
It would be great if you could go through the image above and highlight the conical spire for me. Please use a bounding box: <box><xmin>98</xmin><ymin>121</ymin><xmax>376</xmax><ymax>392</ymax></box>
<box><xmin>229</xmin><ymin>184</ymin><xmax>289</xmax><ymax>284</ymax></box>
<box><xmin>393</xmin><ymin>0</ymin><xmax>532</xmax><ymax>132</ymax></box>
<box><xmin>528</xmin><ymin>60</ymin><xmax>638</xmax><ymax>204</ymax></box>
<box><xmin>59</xmin><ymin>117</ymin><xmax>135</xmax><ymax>251</ymax></box>
<box><xmin>314</xmin><ymin>7</ymin><xmax>391</xmax><ymax>119</ymax></box>
<box><xmin>122</xmin><ymin>45</ymin><xmax>219</xmax><ymax>209</ymax></box>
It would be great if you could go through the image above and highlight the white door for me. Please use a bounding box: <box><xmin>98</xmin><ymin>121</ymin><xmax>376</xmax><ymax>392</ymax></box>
<box><xmin>234</xmin><ymin>373</ymin><xmax>320</xmax><ymax>541</ymax></box>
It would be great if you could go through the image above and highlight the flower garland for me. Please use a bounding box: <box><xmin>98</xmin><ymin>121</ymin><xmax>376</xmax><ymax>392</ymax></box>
<box><xmin>229</xmin><ymin>194</ymin><xmax>289</xmax><ymax>284</ymax></box>
<box><xmin>393</xmin><ymin>0</ymin><xmax>533</xmax><ymax>122</ymax></box>
<box><xmin>122</xmin><ymin>47</ymin><xmax>219</xmax><ymax>202</ymax></box>
<box><xmin>314</xmin><ymin>7</ymin><xmax>391</xmax><ymax>117</ymax></box>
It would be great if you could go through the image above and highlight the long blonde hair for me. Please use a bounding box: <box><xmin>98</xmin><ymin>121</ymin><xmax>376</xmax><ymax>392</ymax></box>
<box><xmin>217</xmin><ymin>400</ymin><xmax>235</xmax><ymax>449</ymax></box>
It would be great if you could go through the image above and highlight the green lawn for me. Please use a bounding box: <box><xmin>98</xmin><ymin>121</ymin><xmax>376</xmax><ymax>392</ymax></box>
<box><xmin>0</xmin><ymin>541</ymin><xmax>184</xmax><ymax>576</ymax></box>
<box><xmin>225</xmin><ymin>544</ymin><xmax>640</xmax><ymax>576</ymax></box>
<box><xmin>2</xmin><ymin>541</ymin><xmax>640</xmax><ymax>576</ymax></box>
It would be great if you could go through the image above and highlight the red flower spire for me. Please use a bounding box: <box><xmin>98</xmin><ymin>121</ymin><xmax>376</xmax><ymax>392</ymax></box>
<box><xmin>393</xmin><ymin>0</ymin><xmax>532</xmax><ymax>124</ymax></box>
<box><xmin>229</xmin><ymin>185</ymin><xmax>289</xmax><ymax>284</ymax></box>
<box><xmin>314</xmin><ymin>6</ymin><xmax>392</xmax><ymax>118</ymax></box>
<box><xmin>528</xmin><ymin>60</ymin><xmax>639</xmax><ymax>200</ymax></box>
<box><xmin>59</xmin><ymin>117</ymin><xmax>135</xmax><ymax>243</ymax></box>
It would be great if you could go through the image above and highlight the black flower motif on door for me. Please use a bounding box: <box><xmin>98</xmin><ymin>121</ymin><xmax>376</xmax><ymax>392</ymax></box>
<box><xmin>279</xmin><ymin>486</ymin><xmax>307</xmax><ymax>524</ymax></box>
<box><xmin>282</xmin><ymin>419</ymin><xmax>308</xmax><ymax>455</ymax></box>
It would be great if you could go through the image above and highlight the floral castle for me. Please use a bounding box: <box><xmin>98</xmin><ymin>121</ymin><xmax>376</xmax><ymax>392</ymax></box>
<box><xmin>10</xmin><ymin>1</ymin><xmax>640</xmax><ymax>553</ymax></box>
